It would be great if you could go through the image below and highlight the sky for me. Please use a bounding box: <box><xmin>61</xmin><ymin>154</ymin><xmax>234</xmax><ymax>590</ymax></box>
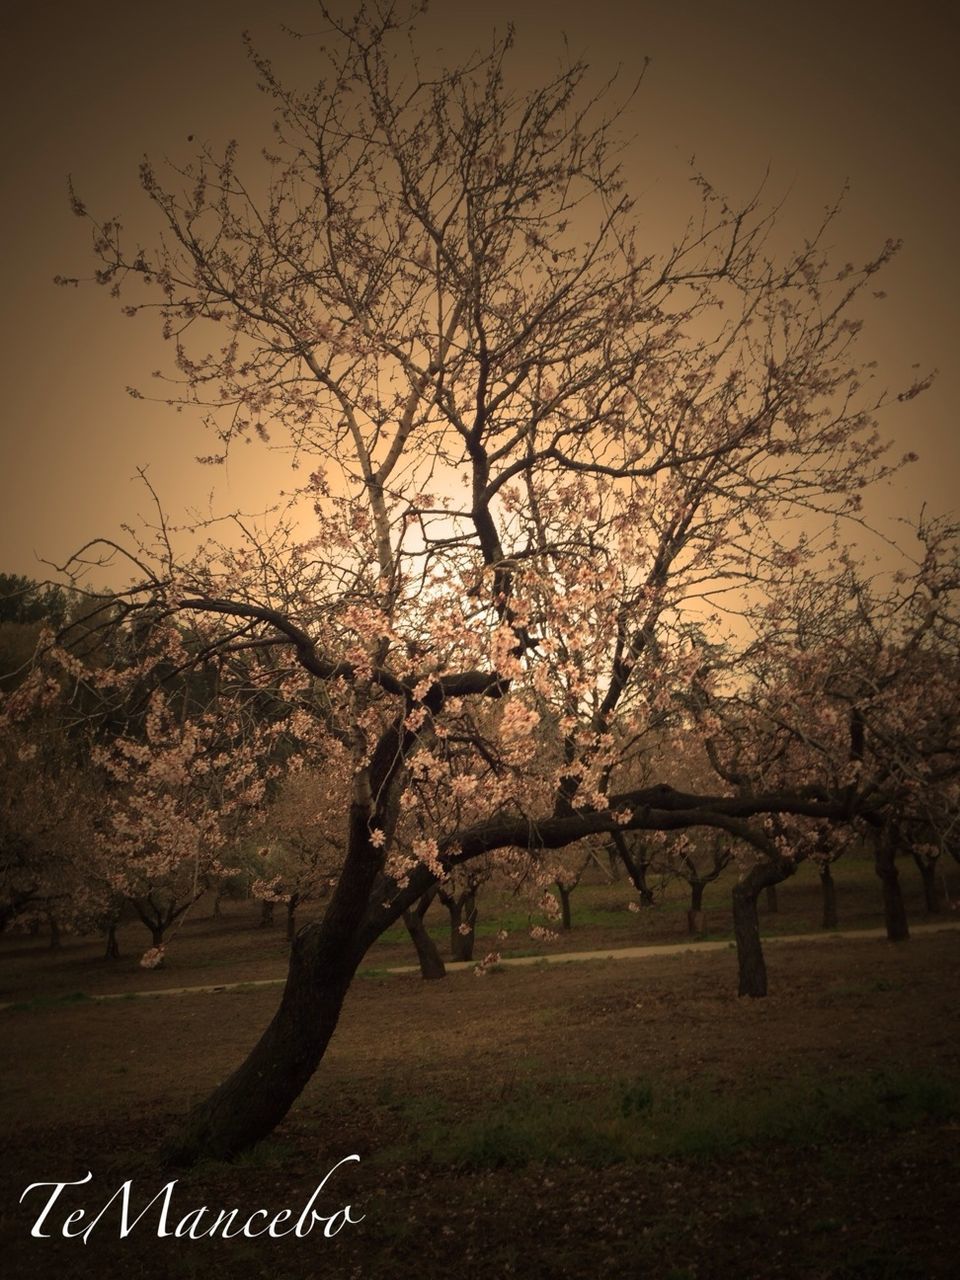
<box><xmin>1</xmin><ymin>0</ymin><xmax>957</xmax><ymax>582</ymax></box>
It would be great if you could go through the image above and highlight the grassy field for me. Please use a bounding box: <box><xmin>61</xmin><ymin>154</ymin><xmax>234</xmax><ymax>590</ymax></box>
<box><xmin>1</xmin><ymin>853</ymin><xmax>958</xmax><ymax>1278</ymax></box>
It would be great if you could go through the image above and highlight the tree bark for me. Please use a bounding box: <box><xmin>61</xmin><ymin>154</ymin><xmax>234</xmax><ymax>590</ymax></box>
<box><xmin>259</xmin><ymin>900</ymin><xmax>275</xmax><ymax>928</ymax></box>
<box><xmin>286</xmin><ymin>898</ymin><xmax>298</xmax><ymax>942</ymax></box>
<box><xmin>164</xmin><ymin>921</ymin><xmax>363</xmax><ymax>1165</ymax></box>
<box><xmin>403</xmin><ymin>904</ymin><xmax>446</xmax><ymax>979</ymax></box>
<box><xmin>763</xmin><ymin>884</ymin><xmax>779</xmax><ymax>913</ymax></box>
<box><xmin>165</xmin><ymin>788</ymin><xmax>389</xmax><ymax>1165</ymax></box>
<box><xmin>614</xmin><ymin>834</ymin><xmax>654</xmax><ymax>905</ymax></box>
<box><xmin>874</xmin><ymin>827</ymin><xmax>909</xmax><ymax>941</ymax></box>
<box><xmin>732</xmin><ymin>862</ymin><xmax>794</xmax><ymax>998</ymax></box>
<box><xmin>819</xmin><ymin>863</ymin><xmax>838</xmax><ymax>929</ymax></box>
<box><xmin>556</xmin><ymin>881</ymin><xmax>572</xmax><ymax>930</ymax></box>
<box><xmin>687</xmin><ymin>880</ymin><xmax>705</xmax><ymax>935</ymax></box>
<box><xmin>445</xmin><ymin>888</ymin><xmax>478</xmax><ymax>962</ymax></box>
<box><xmin>104</xmin><ymin>922</ymin><xmax>120</xmax><ymax>960</ymax></box>
<box><xmin>912</xmin><ymin>854</ymin><xmax>943</xmax><ymax>914</ymax></box>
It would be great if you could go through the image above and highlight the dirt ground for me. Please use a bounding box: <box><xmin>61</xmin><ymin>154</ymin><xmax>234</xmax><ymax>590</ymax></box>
<box><xmin>2</xmin><ymin>926</ymin><xmax>958</xmax><ymax>1279</ymax></box>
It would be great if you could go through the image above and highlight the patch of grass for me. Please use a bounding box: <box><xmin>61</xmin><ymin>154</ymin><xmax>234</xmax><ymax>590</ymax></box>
<box><xmin>831</xmin><ymin>974</ymin><xmax>903</xmax><ymax>997</ymax></box>
<box><xmin>184</xmin><ymin>1137</ymin><xmax>296</xmax><ymax>1182</ymax></box>
<box><xmin>833</xmin><ymin>1245</ymin><xmax>929</xmax><ymax>1279</ymax></box>
<box><xmin>619</xmin><ymin>1077</ymin><xmax>654</xmax><ymax>1116</ymax></box>
<box><xmin>5</xmin><ymin>990</ymin><xmax>92</xmax><ymax>1013</ymax></box>
<box><xmin>377</xmin><ymin>1068</ymin><xmax>960</xmax><ymax>1170</ymax></box>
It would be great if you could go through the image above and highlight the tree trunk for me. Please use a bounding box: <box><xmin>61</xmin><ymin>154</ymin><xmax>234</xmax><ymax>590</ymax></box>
<box><xmin>259</xmin><ymin>900</ymin><xmax>275</xmax><ymax>928</ymax></box>
<box><xmin>874</xmin><ymin>828</ymin><xmax>909</xmax><ymax>941</ymax></box>
<box><xmin>447</xmin><ymin>889</ymin><xmax>477</xmax><ymax>962</ymax></box>
<box><xmin>150</xmin><ymin>923</ymin><xmax>165</xmax><ymax>947</ymax></box>
<box><xmin>212</xmin><ymin>887</ymin><xmax>224</xmax><ymax>919</ymax></box>
<box><xmin>403</xmin><ymin>891</ymin><xmax>446</xmax><ymax>979</ymax></box>
<box><xmin>616</xmin><ymin>836</ymin><xmax>654</xmax><ymax>906</ymax></box>
<box><xmin>164</xmin><ymin>787</ymin><xmax>391</xmax><ymax>1165</ymax></box>
<box><xmin>732</xmin><ymin>885</ymin><xmax>766</xmax><ymax>997</ymax></box>
<box><xmin>763</xmin><ymin>884</ymin><xmax>778</xmax><ymax>913</ymax></box>
<box><xmin>732</xmin><ymin>862</ymin><xmax>794</xmax><ymax>998</ymax></box>
<box><xmin>556</xmin><ymin>881</ymin><xmax>572</xmax><ymax>931</ymax></box>
<box><xmin>286</xmin><ymin>898</ymin><xmax>298</xmax><ymax>942</ymax></box>
<box><xmin>819</xmin><ymin>863</ymin><xmax>838</xmax><ymax>929</ymax></box>
<box><xmin>104</xmin><ymin>922</ymin><xmax>120</xmax><ymax>960</ymax></box>
<box><xmin>164</xmin><ymin>921</ymin><xmax>363</xmax><ymax>1165</ymax></box>
<box><xmin>687</xmin><ymin>880</ymin><xmax>705</xmax><ymax>935</ymax></box>
<box><xmin>912</xmin><ymin>854</ymin><xmax>943</xmax><ymax>914</ymax></box>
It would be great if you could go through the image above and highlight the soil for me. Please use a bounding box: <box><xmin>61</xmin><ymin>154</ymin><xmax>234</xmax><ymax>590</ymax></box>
<box><xmin>1</xmin><ymin>926</ymin><xmax>958</xmax><ymax>1279</ymax></box>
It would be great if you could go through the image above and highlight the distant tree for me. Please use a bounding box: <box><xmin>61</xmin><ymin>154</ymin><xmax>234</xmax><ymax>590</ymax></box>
<box><xmin>251</xmin><ymin>769</ymin><xmax>344</xmax><ymax>941</ymax></box>
<box><xmin>0</xmin><ymin>669</ymin><xmax>95</xmax><ymax>934</ymax></box>
<box><xmin>0</xmin><ymin>575</ymin><xmax>69</xmax><ymax>627</ymax></box>
<box><xmin>651</xmin><ymin>830</ymin><xmax>732</xmax><ymax>935</ymax></box>
<box><xmin>437</xmin><ymin>867</ymin><xmax>485</xmax><ymax>959</ymax></box>
<box><xmin>0</xmin><ymin>575</ymin><xmax>73</xmax><ymax>692</ymax></box>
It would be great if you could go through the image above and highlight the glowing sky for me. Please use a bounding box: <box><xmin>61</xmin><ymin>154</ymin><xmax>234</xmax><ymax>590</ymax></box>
<box><xmin>1</xmin><ymin>0</ymin><xmax>957</xmax><ymax>581</ymax></box>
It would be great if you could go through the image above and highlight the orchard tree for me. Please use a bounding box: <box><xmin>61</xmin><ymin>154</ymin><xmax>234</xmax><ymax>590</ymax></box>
<box><xmin>60</xmin><ymin>6</ymin><xmax>929</xmax><ymax>1161</ymax></box>
<box><xmin>252</xmin><ymin>767</ymin><xmax>345</xmax><ymax>941</ymax></box>
<box><xmin>436</xmin><ymin>866</ymin><xmax>484</xmax><ymax>959</ymax></box>
<box><xmin>0</xmin><ymin>670</ymin><xmax>94</xmax><ymax>934</ymax></box>
<box><xmin>92</xmin><ymin>674</ymin><xmax>286</xmax><ymax>953</ymax></box>
<box><xmin>650</xmin><ymin>830</ymin><xmax>732</xmax><ymax>935</ymax></box>
<box><xmin>696</xmin><ymin>515</ymin><xmax>960</xmax><ymax>975</ymax></box>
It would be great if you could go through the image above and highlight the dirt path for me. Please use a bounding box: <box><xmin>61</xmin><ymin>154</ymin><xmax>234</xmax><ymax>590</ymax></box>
<box><xmin>4</xmin><ymin>920</ymin><xmax>956</xmax><ymax>1011</ymax></box>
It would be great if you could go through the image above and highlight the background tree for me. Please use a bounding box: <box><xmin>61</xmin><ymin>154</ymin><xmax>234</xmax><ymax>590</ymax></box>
<box><xmin>436</xmin><ymin>866</ymin><xmax>485</xmax><ymax>960</ymax></box>
<box><xmin>252</xmin><ymin>768</ymin><xmax>344</xmax><ymax>941</ymax></box>
<box><xmin>650</xmin><ymin>830</ymin><xmax>732</xmax><ymax>936</ymax></box>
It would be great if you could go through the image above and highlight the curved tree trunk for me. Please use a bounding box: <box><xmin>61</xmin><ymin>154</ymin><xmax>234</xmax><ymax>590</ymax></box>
<box><xmin>732</xmin><ymin>884</ymin><xmax>766</xmax><ymax>998</ymax></box>
<box><xmin>403</xmin><ymin>903</ymin><xmax>446</xmax><ymax>979</ymax></box>
<box><xmin>874</xmin><ymin>827</ymin><xmax>909</xmax><ymax>941</ymax></box>
<box><xmin>819</xmin><ymin>863</ymin><xmax>838</xmax><ymax>929</ymax></box>
<box><xmin>165</xmin><ymin>792</ymin><xmax>388</xmax><ymax>1165</ymax></box>
<box><xmin>614</xmin><ymin>833</ymin><xmax>654</xmax><ymax>906</ymax></box>
<box><xmin>165</xmin><ymin>921</ymin><xmax>362</xmax><ymax>1165</ymax></box>
<box><xmin>259</xmin><ymin>899</ymin><xmax>275</xmax><ymax>928</ymax></box>
<box><xmin>732</xmin><ymin>862</ymin><xmax>795</xmax><ymax>998</ymax></box>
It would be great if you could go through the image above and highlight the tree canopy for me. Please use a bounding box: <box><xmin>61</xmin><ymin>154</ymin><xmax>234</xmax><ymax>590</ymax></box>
<box><xmin>24</xmin><ymin>4</ymin><xmax>957</xmax><ymax>1162</ymax></box>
